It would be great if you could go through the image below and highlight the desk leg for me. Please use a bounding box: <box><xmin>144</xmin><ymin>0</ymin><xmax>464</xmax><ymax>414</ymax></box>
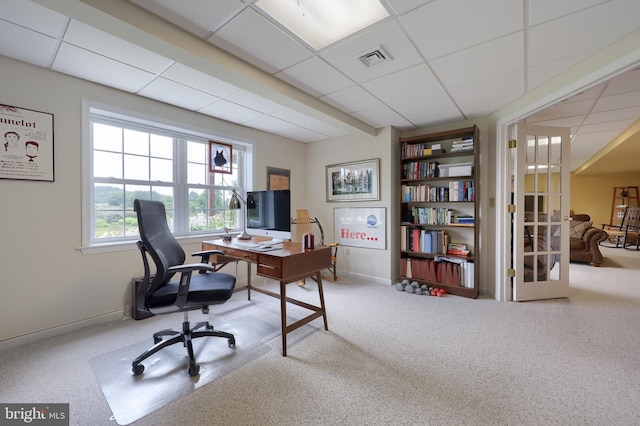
<box><xmin>280</xmin><ymin>281</ymin><xmax>287</xmax><ymax>356</ymax></box>
<box><xmin>246</xmin><ymin>260</ymin><xmax>252</xmax><ymax>300</ymax></box>
<box><xmin>316</xmin><ymin>272</ymin><xmax>328</xmax><ymax>331</ymax></box>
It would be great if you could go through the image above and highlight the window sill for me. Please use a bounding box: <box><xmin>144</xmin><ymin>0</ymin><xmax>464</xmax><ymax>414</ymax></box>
<box><xmin>77</xmin><ymin>233</ymin><xmax>227</xmax><ymax>255</ymax></box>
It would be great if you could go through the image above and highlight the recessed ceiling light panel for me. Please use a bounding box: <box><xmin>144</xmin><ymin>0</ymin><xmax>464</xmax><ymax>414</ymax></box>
<box><xmin>256</xmin><ymin>0</ymin><xmax>389</xmax><ymax>50</ymax></box>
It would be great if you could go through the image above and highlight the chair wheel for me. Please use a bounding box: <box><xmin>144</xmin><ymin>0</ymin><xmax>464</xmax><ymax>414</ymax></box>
<box><xmin>228</xmin><ymin>337</ymin><xmax>236</xmax><ymax>348</ymax></box>
<box><xmin>132</xmin><ymin>364</ymin><xmax>145</xmax><ymax>376</ymax></box>
<box><xmin>189</xmin><ymin>364</ymin><xmax>200</xmax><ymax>377</ymax></box>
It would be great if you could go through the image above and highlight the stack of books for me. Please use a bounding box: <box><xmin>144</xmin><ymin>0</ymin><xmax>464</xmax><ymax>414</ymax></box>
<box><xmin>456</xmin><ymin>215</ymin><xmax>475</xmax><ymax>224</ymax></box>
<box><xmin>446</xmin><ymin>242</ymin><xmax>470</xmax><ymax>257</ymax></box>
<box><xmin>450</xmin><ymin>138</ymin><xmax>474</xmax><ymax>152</ymax></box>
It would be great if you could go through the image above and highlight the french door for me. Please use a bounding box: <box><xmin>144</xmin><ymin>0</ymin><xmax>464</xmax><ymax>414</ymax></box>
<box><xmin>511</xmin><ymin>125</ymin><xmax>571</xmax><ymax>301</ymax></box>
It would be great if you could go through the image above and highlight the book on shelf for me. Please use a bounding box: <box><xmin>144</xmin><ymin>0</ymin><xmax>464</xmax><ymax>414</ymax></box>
<box><xmin>456</xmin><ymin>215</ymin><xmax>474</xmax><ymax>224</ymax></box>
<box><xmin>450</xmin><ymin>137</ymin><xmax>474</xmax><ymax>152</ymax></box>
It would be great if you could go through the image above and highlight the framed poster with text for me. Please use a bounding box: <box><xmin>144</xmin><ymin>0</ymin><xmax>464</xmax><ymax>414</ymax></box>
<box><xmin>0</xmin><ymin>104</ymin><xmax>54</xmax><ymax>182</ymax></box>
<box><xmin>334</xmin><ymin>207</ymin><xmax>386</xmax><ymax>250</ymax></box>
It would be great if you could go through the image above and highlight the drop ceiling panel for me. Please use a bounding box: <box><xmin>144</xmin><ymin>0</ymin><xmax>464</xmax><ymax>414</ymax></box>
<box><xmin>575</xmin><ymin>119</ymin><xmax>635</xmax><ymax>135</ymax></box>
<box><xmin>162</xmin><ymin>63</ymin><xmax>240</xmax><ymax>98</ymax></box>
<box><xmin>52</xmin><ymin>43</ymin><xmax>156</xmax><ymax>93</ymax></box>
<box><xmin>243</xmin><ymin>114</ymin><xmax>304</xmax><ymax>135</ymax></box>
<box><xmin>198</xmin><ymin>99</ymin><xmax>264</xmax><ymax>124</ymax></box>
<box><xmin>0</xmin><ymin>21</ymin><xmax>58</xmax><ymax>68</ymax></box>
<box><xmin>270</xmin><ymin>109</ymin><xmax>345</xmax><ymax>138</ymax></box>
<box><xmin>571</xmin><ymin>130</ymin><xmax>621</xmax><ymax>169</ymax></box>
<box><xmin>603</xmin><ymin>69</ymin><xmax>640</xmax><ymax>95</ymax></box>
<box><xmin>529</xmin><ymin>1</ymin><xmax>640</xmax><ymax>67</ymax></box>
<box><xmin>583</xmin><ymin>106</ymin><xmax>640</xmax><ymax>125</ymax></box>
<box><xmin>352</xmin><ymin>104</ymin><xmax>416</xmax><ymax>129</ymax></box>
<box><xmin>320</xmin><ymin>85</ymin><xmax>383</xmax><ymax>114</ymax></box>
<box><xmin>225</xmin><ymin>90</ymin><xmax>284</xmax><ymax>114</ymax></box>
<box><xmin>63</xmin><ymin>20</ymin><xmax>173</xmax><ymax>74</ymax></box>
<box><xmin>527</xmin><ymin>99</ymin><xmax>596</xmax><ymax>122</ymax></box>
<box><xmin>276</xmin><ymin>56</ymin><xmax>353</xmax><ymax>97</ymax></box>
<box><xmin>1</xmin><ymin>0</ymin><xmax>68</xmax><ymax>37</ymax></box>
<box><xmin>320</xmin><ymin>20</ymin><xmax>423</xmax><ymax>83</ymax></box>
<box><xmin>362</xmin><ymin>64</ymin><xmax>439</xmax><ymax>102</ymax></box>
<box><xmin>449</xmin><ymin>70</ymin><xmax>524</xmax><ymax>116</ymax></box>
<box><xmin>592</xmin><ymin>91</ymin><xmax>640</xmax><ymax>112</ymax></box>
<box><xmin>129</xmin><ymin>0</ymin><xmax>248</xmax><ymax>38</ymax></box>
<box><xmin>528</xmin><ymin>0</ymin><xmax>607</xmax><ymax>26</ymax></box>
<box><xmin>527</xmin><ymin>52</ymin><xmax>595</xmax><ymax>91</ymax></box>
<box><xmin>208</xmin><ymin>7</ymin><xmax>313</xmax><ymax>74</ymax></box>
<box><xmin>138</xmin><ymin>77</ymin><xmax>219</xmax><ymax>110</ymax></box>
<box><xmin>431</xmin><ymin>33</ymin><xmax>524</xmax><ymax>87</ymax></box>
<box><xmin>400</xmin><ymin>0</ymin><xmax>522</xmax><ymax>60</ymax></box>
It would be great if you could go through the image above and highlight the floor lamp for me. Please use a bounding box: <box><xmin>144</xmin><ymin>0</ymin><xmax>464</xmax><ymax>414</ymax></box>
<box><xmin>229</xmin><ymin>189</ymin><xmax>252</xmax><ymax>240</ymax></box>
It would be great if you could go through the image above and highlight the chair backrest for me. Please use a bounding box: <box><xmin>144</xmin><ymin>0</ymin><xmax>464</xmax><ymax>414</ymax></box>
<box><xmin>134</xmin><ymin>199</ymin><xmax>186</xmax><ymax>292</ymax></box>
<box><xmin>624</xmin><ymin>207</ymin><xmax>640</xmax><ymax>231</ymax></box>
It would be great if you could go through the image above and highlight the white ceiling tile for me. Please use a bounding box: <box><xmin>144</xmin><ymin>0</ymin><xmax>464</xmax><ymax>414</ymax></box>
<box><xmin>243</xmin><ymin>115</ymin><xmax>300</xmax><ymax>134</ymax></box>
<box><xmin>270</xmin><ymin>109</ymin><xmax>344</xmax><ymax>137</ymax></box>
<box><xmin>524</xmin><ymin>115</ymin><xmax>586</xmax><ymax>128</ymax></box>
<box><xmin>129</xmin><ymin>0</ymin><xmax>248</xmax><ymax>38</ymax></box>
<box><xmin>449</xmin><ymin>71</ymin><xmax>524</xmax><ymax>115</ymax></box>
<box><xmin>0</xmin><ymin>21</ymin><xmax>58</xmax><ymax>68</ymax></box>
<box><xmin>528</xmin><ymin>0</ymin><xmax>607</xmax><ymax>26</ymax></box>
<box><xmin>575</xmin><ymin>119</ymin><xmax>635</xmax><ymax>135</ymax></box>
<box><xmin>162</xmin><ymin>63</ymin><xmax>239</xmax><ymax>97</ymax></box>
<box><xmin>138</xmin><ymin>77</ymin><xmax>219</xmax><ymax>110</ymax></box>
<box><xmin>198</xmin><ymin>99</ymin><xmax>264</xmax><ymax>123</ymax></box>
<box><xmin>529</xmin><ymin>0</ymin><xmax>640</xmax><ymax>67</ymax></box>
<box><xmin>592</xmin><ymin>90</ymin><xmax>640</xmax><ymax>112</ymax></box>
<box><xmin>320</xmin><ymin>20</ymin><xmax>423</xmax><ymax>83</ymax></box>
<box><xmin>208</xmin><ymin>7</ymin><xmax>313</xmax><ymax>74</ymax></box>
<box><xmin>320</xmin><ymin>85</ymin><xmax>382</xmax><ymax>114</ymax></box>
<box><xmin>527</xmin><ymin>99</ymin><xmax>596</xmax><ymax>122</ymax></box>
<box><xmin>527</xmin><ymin>52</ymin><xmax>594</xmax><ymax>91</ymax></box>
<box><xmin>352</xmin><ymin>104</ymin><xmax>416</xmax><ymax>129</ymax></box>
<box><xmin>1</xmin><ymin>0</ymin><xmax>68</xmax><ymax>37</ymax></box>
<box><xmin>603</xmin><ymin>69</ymin><xmax>640</xmax><ymax>96</ymax></box>
<box><xmin>63</xmin><ymin>20</ymin><xmax>173</xmax><ymax>73</ymax></box>
<box><xmin>225</xmin><ymin>90</ymin><xmax>284</xmax><ymax>114</ymax></box>
<box><xmin>385</xmin><ymin>0</ymin><xmax>434</xmax><ymax>15</ymax></box>
<box><xmin>583</xmin><ymin>106</ymin><xmax>640</xmax><ymax>125</ymax></box>
<box><xmin>362</xmin><ymin>64</ymin><xmax>440</xmax><ymax>101</ymax></box>
<box><xmin>277</xmin><ymin>126</ymin><xmax>329</xmax><ymax>143</ymax></box>
<box><xmin>571</xmin><ymin>131</ymin><xmax>621</xmax><ymax>169</ymax></box>
<box><xmin>400</xmin><ymin>0</ymin><xmax>522</xmax><ymax>60</ymax></box>
<box><xmin>430</xmin><ymin>33</ymin><xmax>524</xmax><ymax>87</ymax></box>
<box><xmin>276</xmin><ymin>57</ymin><xmax>353</xmax><ymax>97</ymax></box>
<box><xmin>52</xmin><ymin>43</ymin><xmax>155</xmax><ymax>93</ymax></box>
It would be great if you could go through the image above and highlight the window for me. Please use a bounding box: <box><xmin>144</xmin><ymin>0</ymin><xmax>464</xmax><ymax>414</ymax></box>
<box><xmin>83</xmin><ymin>105</ymin><xmax>250</xmax><ymax>250</ymax></box>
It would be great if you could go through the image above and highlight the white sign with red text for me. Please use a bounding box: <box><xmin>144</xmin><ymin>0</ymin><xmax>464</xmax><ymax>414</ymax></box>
<box><xmin>333</xmin><ymin>207</ymin><xmax>386</xmax><ymax>250</ymax></box>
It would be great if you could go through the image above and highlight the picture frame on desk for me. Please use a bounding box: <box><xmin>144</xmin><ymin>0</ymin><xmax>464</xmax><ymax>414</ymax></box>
<box><xmin>326</xmin><ymin>158</ymin><xmax>380</xmax><ymax>202</ymax></box>
<box><xmin>209</xmin><ymin>140</ymin><xmax>232</xmax><ymax>174</ymax></box>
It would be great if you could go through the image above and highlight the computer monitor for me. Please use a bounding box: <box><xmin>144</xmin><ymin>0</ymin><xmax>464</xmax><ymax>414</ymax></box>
<box><xmin>246</xmin><ymin>190</ymin><xmax>291</xmax><ymax>240</ymax></box>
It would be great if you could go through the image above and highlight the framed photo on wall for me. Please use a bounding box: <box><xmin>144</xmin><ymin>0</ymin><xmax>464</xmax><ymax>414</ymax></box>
<box><xmin>326</xmin><ymin>158</ymin><xmax>379</xmax><ymax>202</ymax></box>
<box><xmin>0</xmin><ymin>103</ymin><xmax>54</xmax><ymax>182</ymax></box>
<box><xmin>209</xmin><ymin>140</ymin><xmax>232</xmax><ymax>174</ymax></box>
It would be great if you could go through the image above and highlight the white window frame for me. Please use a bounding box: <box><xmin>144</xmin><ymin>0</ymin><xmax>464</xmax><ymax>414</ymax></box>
<box><xmin>80</xmin><ymin>101</ymin><xmax>253</xmax><ymax>254</ymax></box>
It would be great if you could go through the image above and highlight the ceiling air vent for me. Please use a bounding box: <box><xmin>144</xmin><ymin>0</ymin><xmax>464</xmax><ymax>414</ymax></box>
<box><xmin>357</xmin><ymin>45</ymin><xmax>392</xmax><ymax>67</ymax></box>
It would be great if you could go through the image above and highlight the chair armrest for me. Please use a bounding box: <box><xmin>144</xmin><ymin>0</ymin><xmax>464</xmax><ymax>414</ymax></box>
<box><xmin>168</xmin><ymin>262</ymin><xmax>215</xmax><ymax>274</ymax></box>
<box><xmin>191</xmin><ymin>249</ymin><xmax>227</xmax><ymax>268</ymax></box>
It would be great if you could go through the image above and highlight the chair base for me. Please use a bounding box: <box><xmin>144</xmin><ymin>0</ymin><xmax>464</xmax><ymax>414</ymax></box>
<box><xmin>132</xmin><ymin>314</ymin><xmax>235</xmax><ymax>377</ymax></box>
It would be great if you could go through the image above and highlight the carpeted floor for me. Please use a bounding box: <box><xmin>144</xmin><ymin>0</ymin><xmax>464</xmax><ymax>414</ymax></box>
<box><xmin>1</xmin><ymin>246</ymin><xmax>639</xmax><ymax>425</ymax></box>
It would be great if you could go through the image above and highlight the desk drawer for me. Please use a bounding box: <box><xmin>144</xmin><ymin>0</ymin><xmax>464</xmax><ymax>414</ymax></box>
<box><xmin>223</xmin><ymin>247</ymin><xmax>258</xmax><ymax>262</ymax></box>
<box><xmin>257</xmin><ymin>255</ymin><xmax>282</xmax><ymax>279</ymax></box>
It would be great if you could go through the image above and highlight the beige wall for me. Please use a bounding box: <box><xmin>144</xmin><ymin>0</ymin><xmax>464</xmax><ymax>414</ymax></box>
<box><xmin>571</xmin><ymin>172</ymin><xmax>640</xmax><ymax>226</ymax></box>
<box><xmin>0</xmin><ymin>56</ymin><xmax>311</xmax><ymax>343</ymax></box>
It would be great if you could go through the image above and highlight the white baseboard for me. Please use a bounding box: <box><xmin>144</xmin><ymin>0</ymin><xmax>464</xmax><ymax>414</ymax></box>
<box><xmin>0</xmin><ymin>310</ymin><xmax>124</xmax><ymax>352</ymax></box>
<box><xmin>335</xmin><ymin>270</ymin><xmax>392</xmax><ymax>285</ymax></box>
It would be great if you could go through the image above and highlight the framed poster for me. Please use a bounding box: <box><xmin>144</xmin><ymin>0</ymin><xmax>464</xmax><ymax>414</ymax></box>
<box><xmin>267</xmin><ymin>167</ymin><xmax>290</xmax><ymax>190</ymax></box>
<box><xmin>209</xmin><ymin>140</ymin><xmax>232</xmax><ymax>174</ymax></box>
<box><xmin>326</xmin><ymin>158</ymin><xmax>379</xmax><ymax>202</ymax></box>
<box><xmin>0</xmin><ymin>103</ymin><xmax>54</xmax><ymax>182</ymax></box>
<box><xmin>334</xmin><ymin>207</ymin><xmax>386</xmax><ymax>250</ymax></box>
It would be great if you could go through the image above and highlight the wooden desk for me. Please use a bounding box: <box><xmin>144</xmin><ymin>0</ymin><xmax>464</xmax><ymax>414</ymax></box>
<box><xmin>202</xmin><ymin>238</ymin><xmax>331</xmax><ymax>356</ymax></box>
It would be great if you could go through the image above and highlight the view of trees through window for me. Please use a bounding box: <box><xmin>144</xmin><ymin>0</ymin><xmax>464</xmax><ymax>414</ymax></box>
<box><xmin>90</xmin><ymin>116</ymin><xmax>244</xmax><ymax>243</ymax></box>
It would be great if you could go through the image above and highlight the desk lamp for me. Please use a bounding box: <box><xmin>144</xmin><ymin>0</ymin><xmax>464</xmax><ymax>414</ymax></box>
<box><xmin>229</xmin><ymin>189</ymin><xmax>253</xmax><ymax>240</ymax></box>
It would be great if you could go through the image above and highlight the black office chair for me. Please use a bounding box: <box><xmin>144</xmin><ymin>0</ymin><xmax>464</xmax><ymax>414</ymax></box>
<box><xmin>131</xmin><ymin>199</ymin><xmax>236</xmax><ymax>377</ymax></box>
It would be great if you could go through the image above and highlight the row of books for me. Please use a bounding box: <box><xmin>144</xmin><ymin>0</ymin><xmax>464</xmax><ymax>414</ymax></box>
<box><xmin>402</xmin><ymin>160</ymin><xmax>439</xmax><ymax>180</ymax></box>
<box><xmin>401</xmin><ymin>142</ymin><xmax>445</xmax><ymax>158</ymax></box>
<box><xmin>402</xmin><ymin>180</ymin><xmax>473</xmax><ymax>202</ymax></box>
<box><xmin>400</xmin><ymin>257</ymin><xmax>475</xmax><ymax>288</ymax></box>
<box><xmin>450</xmin><ymin>137</ymin><xmax>474</xmax><ymax>152</ymax></box>
<box><xmin>401</xmin><ymin>227</ymin><xmax>448</xmax><ymax>253</ymax></box>
<box><xmin>406</xmin><ymin>207</ymin><xmax>454</xmax><ymax>225</ymax></box>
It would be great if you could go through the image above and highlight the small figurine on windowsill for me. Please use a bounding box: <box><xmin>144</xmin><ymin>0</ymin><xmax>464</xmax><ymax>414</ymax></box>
<box><xmin>222</xmin><ymin>227</ymin><xmax>232</xmax><ymax>241</ymax></box>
